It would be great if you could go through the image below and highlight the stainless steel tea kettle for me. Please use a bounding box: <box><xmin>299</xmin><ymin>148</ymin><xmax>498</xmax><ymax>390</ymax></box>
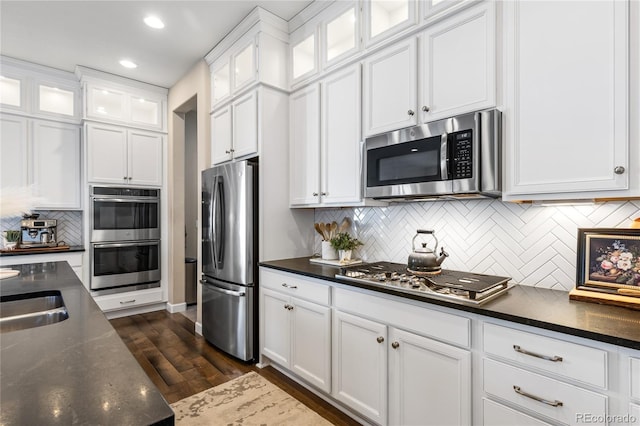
<box><xmin>407</xmin><ymin>229</ymin><xmax>449</xmax><ymax>274</ymax></box>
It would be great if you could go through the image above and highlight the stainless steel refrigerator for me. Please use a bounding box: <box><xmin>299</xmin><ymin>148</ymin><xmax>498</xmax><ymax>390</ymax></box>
<box><xmin>201</xmin><ymin>159</ymin><xmax>257</xmax><ymax>361</ymax></box>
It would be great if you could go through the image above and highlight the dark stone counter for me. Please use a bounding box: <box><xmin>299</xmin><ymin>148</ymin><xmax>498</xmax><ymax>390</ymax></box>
<box><xmin>0</xmin><ymin>245</ymin><xmax>85</xmax><ymax>257</ymax></box>
<box><xmin>0</xmin><ymin>261</ymin><xmax>174</xmax><ymax>425</ymax></box>
<box><xmin>260</xmin><ymin>257</ymin><xmax>640</xmax><ymax>351</ymax></box>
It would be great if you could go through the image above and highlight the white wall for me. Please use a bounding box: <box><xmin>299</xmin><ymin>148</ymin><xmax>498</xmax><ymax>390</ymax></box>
<box><xmin>315</xmin><ymin>200</ymin><xmax>640</xmax><ymax>291</ymax></box>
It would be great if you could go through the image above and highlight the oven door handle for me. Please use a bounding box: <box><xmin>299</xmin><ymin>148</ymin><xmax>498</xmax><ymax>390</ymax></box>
<box><xmin>93</xmin><ymin>241</ymin><xmax>159</xmax><ymax>249</ymax></box>
<box><xmin>92</xmin><ymin>197</ymin><xmax>159</xmax><ymax>203</ymax></box>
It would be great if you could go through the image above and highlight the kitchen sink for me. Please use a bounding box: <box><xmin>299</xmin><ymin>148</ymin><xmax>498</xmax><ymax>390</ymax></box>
<box><xmin>0</xmin><ymin>290</ymin><xmax>69</xmax><ymax>333</ymax></box>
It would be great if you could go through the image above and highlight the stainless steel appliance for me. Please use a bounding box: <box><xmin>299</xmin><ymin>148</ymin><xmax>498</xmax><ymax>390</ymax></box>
<box><xmin>90</xmin><ymin>241</ymin><xmax>160</xmax><ymax>291</ymax></box>
<box><xmin>364</xmin><ymin>108</ymin><xmax>501</xmax><ymax>200</ymax></box>
<box><xmin>90</xmin><ymin>186</ymin><xmax>160</xmax><ymax>242</ymax></box>
<box><xmin>336</xmin><ymin>262</ymin><xmax>512</xmax><ymax>305</ymax></box>
<box><xmin>201</xmin><ymin>159</ymin><xmax>257</xmax><ymax>362</ymax></box>
<box><xmin>20</xmin><ymin>219</ymin><xmax>57</xmax><ymax>248</ymax></box>
<box><xmin>89</xmin><ymin>186</ymin><xmax>161</xmax><ymax>294</ymax></box>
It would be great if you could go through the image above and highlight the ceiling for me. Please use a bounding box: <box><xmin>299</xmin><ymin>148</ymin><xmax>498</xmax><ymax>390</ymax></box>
<box><xmin>0</xmin><ymin>1</ymin><xmax>314</xmax><ymax>89</ymax></box>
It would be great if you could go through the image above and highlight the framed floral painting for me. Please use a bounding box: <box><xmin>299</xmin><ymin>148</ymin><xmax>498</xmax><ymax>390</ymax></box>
<box><xmin>576</xmin><ymin>228</ymin><xmax>640</xmax><ymax>292</ymax></box>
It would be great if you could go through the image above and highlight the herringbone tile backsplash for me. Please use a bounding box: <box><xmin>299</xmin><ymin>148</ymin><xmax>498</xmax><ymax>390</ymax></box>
<box><xmin>1</xmin><ymin>210</ymin><xmax>83</xmax><ymax>247</ymax></box>
<box><xmin>315</xmin><ymin>200</ymin><xmax>640</xmax><ymax>291</ymax></box>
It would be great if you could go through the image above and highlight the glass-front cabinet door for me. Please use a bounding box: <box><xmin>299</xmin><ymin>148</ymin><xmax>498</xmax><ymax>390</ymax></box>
<box><xmin>211</xmin><ymin>60</ymin><xmax>231</xmax><ymax>108</ymax></box>
<box><xmin>323</xmin><ymin>3</ymin><xmax>359</xmax><ymax>67</ymax></box>
<box><xmin>130</xmin><ymin>96</ymin><xmax>160</xmax><ymax>127</ymax></box>
<box><xmin>37</xmin><ymin>83</ymin><xmax>75</xmax><ymax>117</ymax></box>
<box><xmin>365</xmin><ymin>0</ymin><xmax>417</xmax><ymax>47</ymax></box>
<box><xmin>232</xmin><ymin>42</ymin><xmax>256</xmax><ymax>91</ymax></box>
<box><xmin>89</xmin><ymin>86</ymin><xmax>126</xmax><ymax>121</ymax></box>
<box><xmin>291</xmin><ymin>31</ymin><xmax>317</xmax><ymax>84</ymax></box>
<box><xmin>0</xmin><ymin>75</ymin><xmax>23</xmax><ymax>110</ymax></box>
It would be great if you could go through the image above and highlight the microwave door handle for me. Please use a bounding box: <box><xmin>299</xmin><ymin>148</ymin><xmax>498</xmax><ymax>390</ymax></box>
<box><xmin>94</xmin><ymin>241</ymin><xmax>158</xmax><ymax>249</ymax></box>
<box><xmin>215</xmin><ymin>177</ymin><xmax>226</xmax><ymax>269</ymax></box>
<box><xmin>440</xmin><ymin>134</ymin><xmax>449</xmax><ymax>180</ymax></box>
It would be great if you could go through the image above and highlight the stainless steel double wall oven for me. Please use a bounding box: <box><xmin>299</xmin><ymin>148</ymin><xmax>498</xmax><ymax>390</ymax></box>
<box><xmin>90</xmin><ymin>186</ymin><xmax>161</xmax><ymax>293</ymax></box>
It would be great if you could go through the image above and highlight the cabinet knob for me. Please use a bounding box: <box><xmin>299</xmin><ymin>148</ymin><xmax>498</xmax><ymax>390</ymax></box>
<box><xmin>128</xmin><ymin>177</ymin><xmax>132</xmax><ymax>180</ymax></box>
<box><xmin>407</xmin><ymin>109</ymin><xmax>415</xmax><ymax>116</ymax></box>
<box><xmin>321</xmin><ymin>192</ymin><xmax>327</xmax><ymax>196</ymax></box>
<box><xmin>230</xmin><ymin>148</ymin><xmax>235</xmax><ymax>153</ymax></box>
<box><xmin>614</xmin><ymin>166</ymin><xmax>625</xmax><ymax>175</ymax></box>
<box><xmin>313</xmin><ymin>192</ymin><xmax>319</xmax><ymax>196</ymax></box>
<box><xmin>123</xmin><ymin>177</ymin><xmax>128</xmax><ymax>180</ymax></box>
<box><xmin>377</xmin><ymin>336</ymin><xmax>385</xmax><ymax>343</ymax></box>
<box><xmin>422</xmin><ymin>106</ymin><xmax>430</xmax><ymax>112</ymax></box>
<box><xmin>288</xmin><ymin>305</ymin><xmax>293</xmax><ymax>311</ymax></box>
<box><xmin>391</xmin><ymin>341</ymin><xmax>400</xmax><ymax>349</ymax></box>
<box><xmin>225</xmin><ymin>150</ymin><xmax>231</xmax><ymax>154</ymax></box>
<box><xmin>284</xmin><ymin>304</ymin><xmax>292</xmax><ymax>310</ymax></box>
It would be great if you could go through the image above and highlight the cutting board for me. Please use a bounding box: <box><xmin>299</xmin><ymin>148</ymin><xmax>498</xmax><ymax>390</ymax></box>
<box><xmin>0</xmin><ymin>245</ymin><xmax>71</xmax><ymax>254</ymax></box>
<box><xmin>0</xmin><ymin>268</ymin><xmax>20</xmax><ymax>280</ymax></box>
<box><xmin>569</xmin><ymin>287</ymin><xmax>640</xmax><ymax>311</ymax></box>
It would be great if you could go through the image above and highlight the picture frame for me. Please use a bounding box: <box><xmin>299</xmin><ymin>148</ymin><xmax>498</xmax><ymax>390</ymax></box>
<box><xmin>576</xmin><ymin>228</ymin><xmax>640</xmax><ymax>293</ymax></box>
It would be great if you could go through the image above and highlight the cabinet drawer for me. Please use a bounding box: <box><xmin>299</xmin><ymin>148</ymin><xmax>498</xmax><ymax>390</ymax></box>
<box><xmin>334</xmin><ymin>287</ymin><xmax>469</xmax><ymax>348</ymax></box>
<box><xmin>483</xmin><ymin>398</ymin><xmax>552</xmax><ymax>426</ymax></box>
<box><xmin>483</xmin><ymin>358</ymin><xmax>607</xmax><ymax>426</ymax></box>
<box><xmin>94</xmin><ymin>288</ymin><xmax>163</xmax><ymax>312</ymax></box>
<box><xmin>483</xmin><ymin>323</ymin><xmax>607</xmax><ymax>388</ymax></box>
<box><xmin>632</xmin><ymin>357</ymin><xmax>640</xmax><ymax>401</ymax></box>
<box><xmin>260</xmin><ymin>268</ymin><xmax>330</xmax><ymax>306</ymax></box>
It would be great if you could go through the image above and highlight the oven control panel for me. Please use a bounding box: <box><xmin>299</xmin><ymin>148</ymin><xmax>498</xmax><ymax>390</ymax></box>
<box><xmin>450</xmin><ymin>130</ymin><xmax>473</xmax><ymax>179</ymax></box>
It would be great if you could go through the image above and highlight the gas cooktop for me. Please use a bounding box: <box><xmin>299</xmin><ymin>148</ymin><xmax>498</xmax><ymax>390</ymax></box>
<box><xmin>335</xmin><ymin>261</ymin><xmax>512</xmax><ymax>306</ymax></box>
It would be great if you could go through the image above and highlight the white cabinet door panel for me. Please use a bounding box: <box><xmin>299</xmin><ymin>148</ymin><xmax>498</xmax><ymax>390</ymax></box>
<box><xmin>422</xmin><ymin>2</ymin><xmax>495</xmax><ymax>121</ymax></box>
<box><xmin>211</xmin><ymin>105</ymin><xmax>232</xmax><ymax>165</ymax></box>
<box><xmin>87</xmin><ymin>123</ymin><xmax>128</xmax><ymax>184</ymax></box>
<box><xmin>482</xmin><ymin>398</ymin><xmax>552</xmax><ymax>426</ymax></box>
<box><xmin>290</xmin><ymin>85</ymin><xmax>321</xmax><ymax>205</ymax></box>
<box><xmin>363</xmin><ymin>38</ymin><xmax>418</xmax><ymax>136</ymax></box>
<box><xmin>321</xmin><ymin>65</ymin><xmax>362</xmax><ymax>204</ymax></box>
<box><xmin>291</xmin><ymin>298</ymin><xmax>331</xmax><ymax>393</ymax></box>
<box><xmin>0</xmin><ymin>115</ymin><xmax>28</xmax><ymax>189</ymax></box>
<box><xmin>31</xmin><ymin>120</ymin><xmax>81</xmax><ymax>209</ymax></box>
<box><xmin>389</xmin><ymin>327</ymin><xmax>471</xmax><ymax>426</ymax></box>
<box><xmin>504</xmin><ymin>0</ymin><xmax>628</xmax><ymax>196</ymax></box>
<box><xmin>128</xmin><ymin>129</ymin><xmax>163</xmax><ymax>186</ymax></box>
<box><xmin>333</xmin><ymin>310</ymin><xmax>387</xmax><ymax>425</ymax></box>
<box><xmin>261</xmin><ymin>288</ymin><xmax>291</xmax><ymax>367</ymax></box>
<box><xmin>232</xmin><ymin>91</ymin><xmax>258</xmax><ymax>159</ymax></box>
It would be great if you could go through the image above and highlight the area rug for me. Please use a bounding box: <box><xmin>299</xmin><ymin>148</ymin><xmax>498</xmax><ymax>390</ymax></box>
<box><xmin>170</xmin><ymin>371</ymin><xmax>334</xmax><ymax>425</ymax></box>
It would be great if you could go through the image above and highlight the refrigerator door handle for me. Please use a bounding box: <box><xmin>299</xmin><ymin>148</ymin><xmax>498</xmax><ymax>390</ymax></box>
<box><xmin>209</xmin><ymin>176</ymin><xmax>218</xmax><ymax>272</ymax></box>
<box><xmin>215</xmin><ymin>176</ymin><xmax>226</xmax><ymax>269</ymax></box>
<box><xmin>200</xmin><ymin>279</ymin><xmax>246</xmax><ymax>297</ymax></box>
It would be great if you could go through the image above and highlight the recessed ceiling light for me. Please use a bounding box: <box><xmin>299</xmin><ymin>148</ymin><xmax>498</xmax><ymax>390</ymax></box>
<box><xmin>144</xmin><ymin>16</ymin><xmax>165</xmax><ymax>29</ymax></box>
<box><xmin>119</xmin><ymin>59</ymin><xmax>137</xmax><ymax>69</ymax></box>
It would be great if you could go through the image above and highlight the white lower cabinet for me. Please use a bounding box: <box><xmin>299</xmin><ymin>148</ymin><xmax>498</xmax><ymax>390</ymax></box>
<box><xmin>0</xmin><ymin>252</ymin><xmax>83</xmax><ymax>281</ymax></box>
<box><xmin>260</xmin><ymin>270</ymin><xmax>331</xmax><ymax>393</ymax></box>
<box><xmin>332</xmin><ymin>310</ymin><xmax>388</xmax><ymax>424</ymax></box>
<box><xmin>93</xmin><ymin>287</ymin><xmax>164</xmax><ymax>312</ymax></box>
<box><xmin>630</xmin><ymin>403</ymin><xmax>640</xmax><ymax>426</ymax></box>
<box><xmin>483</xmin><ymin>398</ymin><xmax>552</xmax><ymax>426</ymax></box>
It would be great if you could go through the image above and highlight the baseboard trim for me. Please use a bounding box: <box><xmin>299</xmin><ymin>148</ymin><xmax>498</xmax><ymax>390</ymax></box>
<box><xmin>166</xmin><ymin>302</ymin><xmax>187</xmax><ymax>313</ymax></box>
<box><xmin>195</xmin><ymin>321</ymin><xmax>202</xmax><ymax>335</ymax></box>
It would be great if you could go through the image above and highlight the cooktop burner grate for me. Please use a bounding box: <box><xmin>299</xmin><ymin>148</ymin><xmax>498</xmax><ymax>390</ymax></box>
<box><xmin>335</xmin><ymin>261</ymin><xmax>512</xmax><ymax>305</ymax></box>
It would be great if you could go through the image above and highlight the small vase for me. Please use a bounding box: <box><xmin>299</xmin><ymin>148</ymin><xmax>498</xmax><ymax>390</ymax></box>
<box><xmin>338</xmin><ymin>249</ymin><xmax>352</xmax><ymax>262</ymax></box>
<box><xmin>321</xmin><ymin>241</ymin><xmax>338</xmax><ymax>260</ymax></box>
<box><xmin>4</xmin><ymin>242</ymin><xmax>17</xmax><ymax>250</ymax></box>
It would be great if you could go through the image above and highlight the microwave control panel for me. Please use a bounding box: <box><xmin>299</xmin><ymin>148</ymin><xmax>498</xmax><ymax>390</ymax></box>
<box><xmin>450</xmin><ymin>130</ymin><xmax>473</xmax><ymax>179</ymax></box>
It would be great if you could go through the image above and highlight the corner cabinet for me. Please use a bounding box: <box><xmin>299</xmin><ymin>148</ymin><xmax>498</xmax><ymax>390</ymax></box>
<box><xmin>86</xmin><ymin>122</ymin><xmax>163</xmax><ymax>187</ymax></box>
<box><xmin>503</xmin><ymin>0</ymin><xmax>631</xmax><ymax>200</ymax></box>
<box><xmin>290</xmin><ymin>65</ymin><xmax>364</xmax><ymax>207</ymax></box>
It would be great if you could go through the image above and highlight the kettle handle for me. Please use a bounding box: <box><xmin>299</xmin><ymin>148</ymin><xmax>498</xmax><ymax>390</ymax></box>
<box><xmin>412</xmin><ymin>229</ymin><xmax>438</xmax><ymax>251</ymax></box>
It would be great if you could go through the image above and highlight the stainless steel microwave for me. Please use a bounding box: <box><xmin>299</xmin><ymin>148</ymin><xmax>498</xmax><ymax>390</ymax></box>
<box><xmin>364</xmin><ymin>109</ymin><xmax>501</xmax><ymax>200</ymax></box>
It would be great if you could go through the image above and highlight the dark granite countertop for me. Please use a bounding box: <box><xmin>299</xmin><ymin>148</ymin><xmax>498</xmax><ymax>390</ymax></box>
<box><xmin>260</xmin><ymin>257</ymin><xmax>640</xmax><ymax>351</ymax></box>
<box><xmin>0</xmin><ymin>245</ymin><xmax>85</xmax><ymax>257</ymax></box>
<box><xmin>0</xmin><ymin>261</ymin><xmax>174</xmax><ymax>425</ymax></box>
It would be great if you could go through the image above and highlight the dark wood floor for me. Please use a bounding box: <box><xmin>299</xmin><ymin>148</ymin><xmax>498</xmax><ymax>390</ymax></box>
<box><xmin>110</xmin><ymin>310</ymin><xmax>361</xmax><ymax>426</ymax></box>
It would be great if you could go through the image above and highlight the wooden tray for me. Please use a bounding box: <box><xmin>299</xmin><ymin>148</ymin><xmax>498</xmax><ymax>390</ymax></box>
<box><xmin>569</xmin><ymin>287</ymin><xmax>640</xmax><ymax>311</ymax></box>
<box><xmin>0</xmin><ymin>245</ymin><xmax>71</xmax><ymax>254</ymax></box>
<box><xmin>309</xmin><ymin>257</ymin><xmax>363</xmax><ymax>267</ymax></box>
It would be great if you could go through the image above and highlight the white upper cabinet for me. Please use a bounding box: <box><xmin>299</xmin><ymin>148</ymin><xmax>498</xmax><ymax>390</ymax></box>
<box><xmin>291</xmin><ymin>29</ymin><xmax>319</xmax><ymax>85</ymax></box>
<box><xmin>0</xmin><ymin>115</ymin><xmax>29</xmax><ymax>190</ymax></box>
<box><xmin>210</xmin><ymin>90</ymin><xmax>259</xmax><ymax>166</ymax></box>
<box><xmin>420</xmin><ymin>1</ymin><xmax>495</xmax><ymax>122</ymax></box>
<box><xmin>0</xmin><ymin>57</ymin><xmax>81</xmax><ymax>122</ymax></box>
<box><xmin>364</xmin><ymin>0</ymin><xmax>418</xmax><ymax>47</ymax></box>
<box><xmin>206</xmin><ymin>9</ymin><xmax>288</xmax><ymax>110</ymax></box>
<box><xmin>88</xmin><ymin>86</ymin><xmax>126</xmax><ymax>121</ymax></box>
<box><xmin>211</xmin><ymin>104</ymin><xmax>233</xmax><ymax>165</ymax></box>
<box><xmin>290</xmin><ymin>84</ymin><xmax>321</xmax><ymax>205</ymax></box>
<box><xmin>503</xmin><ymin>0</ymin><xmax>630</xmax><ymax>199</ymax></box>
<box><xmin>363</xmin><ymin>37</ymin><xmax>418</xmax><ymax>136</ymax></box>
<box><xmin>323</xmin><ymin>2</ymin><xmax>360</xmax><ymax>69</ymax></box>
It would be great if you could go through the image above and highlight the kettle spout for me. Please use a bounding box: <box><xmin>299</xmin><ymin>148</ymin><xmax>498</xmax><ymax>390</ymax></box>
<box><xmin>436</xmin><ymin>247</ymin><xmax>449</xmax><ymax>265</ymax></box>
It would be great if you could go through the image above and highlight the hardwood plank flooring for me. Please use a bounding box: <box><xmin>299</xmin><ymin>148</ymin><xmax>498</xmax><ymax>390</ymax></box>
<box><xmin>110</xmin><ymin>310</ymin><xmax>361</xmax><ymax>425</ymax></box>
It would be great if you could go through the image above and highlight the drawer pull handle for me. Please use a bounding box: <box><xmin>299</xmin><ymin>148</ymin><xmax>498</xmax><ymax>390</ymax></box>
<box><xmin>513</xmin><ymin>385</ymin><xmax>563</xmax><ymax>407</ymax></box>
<box><xmin>120</xmin><ymin>299</ymin><xmax>136</xmax><ymax>304</ymax></box>
<box><xmin>513</xmin><ymin>345</ymin><xmax>563</xmax><ymax>362</ymax></box>
<box><xmin>281</xmin><ymin>283</ymin><xmax>298</xmax><ymax>289</ymax></box>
